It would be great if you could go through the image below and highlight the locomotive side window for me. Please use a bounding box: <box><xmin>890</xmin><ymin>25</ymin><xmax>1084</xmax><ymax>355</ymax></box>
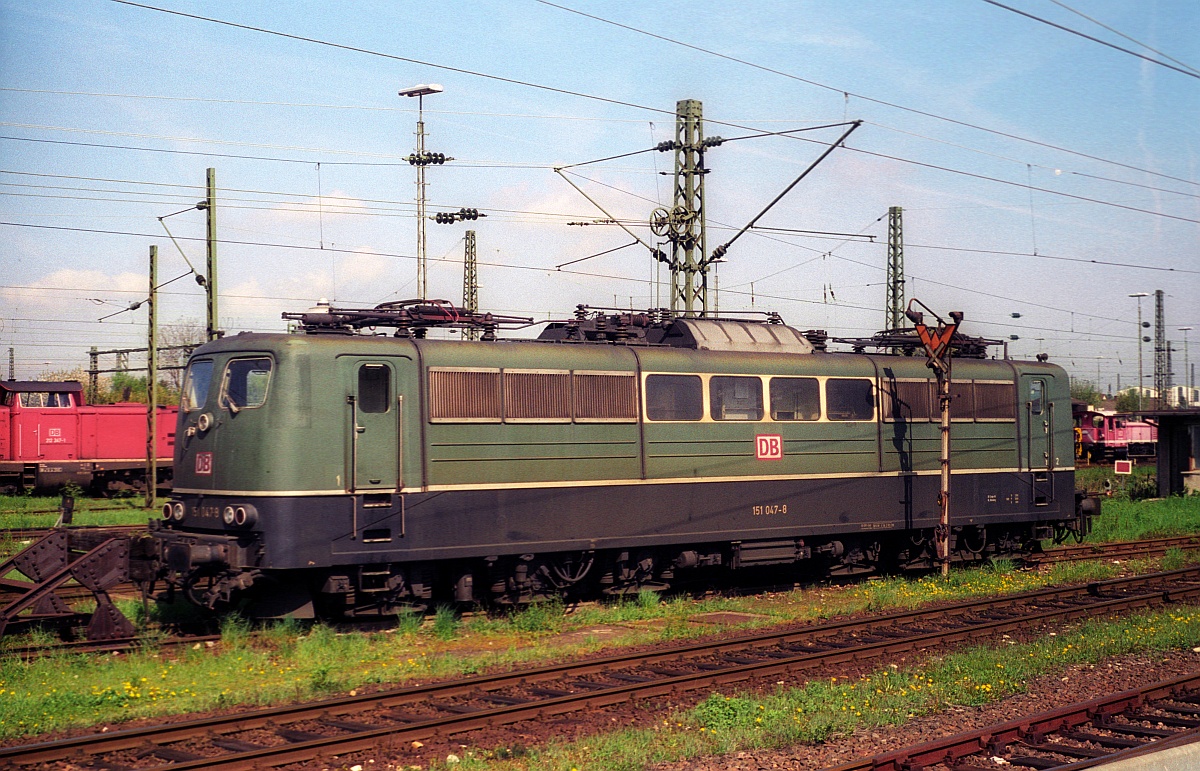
<box><xmin>220</xmin><ymin>357</ymin><xmax>272</xmax><ymax>412</ymax></box>
<box><xmin>182</xmin><ymin>360</ymin><xmax>214</xmax><ymax>411</ymax></box>
<box><xmin>880</xmin><ymin>379</ymin><xmax>933</xmax><ymax>422</ymax></box>
<box><xmin>1029</xmin><ymin>380</ymin><xmax>1044</xmax><ymax>415</ymax></box>
<box><xmin>428</xmin><ymin>368</ymin><xmax>502</xmax><ymax>421</ymax></box>
<box><xmin>950</xmin><ymin>381</ymin><xmax>975</xmax><ymax>422</ymax></box>
<box><xmin>504</xmin><ymin>371</ymin><xmax>570</xmax><ymax>422</ymax></box>
<box><xmin>710</xmin><ymin>376</ymin><xmax>763</xmax><ymax>421</ymax></box>
<box><xmin>769</xmin><ymin>377</ymin><xmax>820</xmax><ymax>421</ymax></box>
<box><xmin>574</xmin><ymin>372</ymin><xmax>638</xmax><ymax>421</ymax></box>
<box><xmin>358</xmin><ymin>364</ymin><xmax>391</xmax><ymax>414</ymax></box>
<box><xmin>826</xmin><ymin>378</ymin><xmax>874</xmax><ymax>421</ymax></box>
<box><xmin>975</xmin><ymin>381</ymin><xmax>1016</xmax><ymax>420</ymax></box>
<box><xmin>645</xmin><ymin>374</ymin><xmax>703</xmax><ymax>421</ymax></box>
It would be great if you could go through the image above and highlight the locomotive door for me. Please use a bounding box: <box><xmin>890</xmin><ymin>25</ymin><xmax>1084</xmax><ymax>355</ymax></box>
<box><xmin>341</xmin><ymin>358</ymin><xmax>401</xmax><ymax>492</ymax></box>
<box><xmin>1022</xmin><ymin>375</ymin><xmax>1055</xmax><ymax>505</ymax></box>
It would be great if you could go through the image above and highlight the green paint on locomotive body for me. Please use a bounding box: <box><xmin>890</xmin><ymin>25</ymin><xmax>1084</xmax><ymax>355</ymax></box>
<box><xmin>172</xmin><ymin>331</ymin><xmax>1073</xmax><ymax>496</ymax></box>
<box><xmin>420</xmin><ymin>339</ymin><xmax>641</xmax><ymax>487</ymax></box>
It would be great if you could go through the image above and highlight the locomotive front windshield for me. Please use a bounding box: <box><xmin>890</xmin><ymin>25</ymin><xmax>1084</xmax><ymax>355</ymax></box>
<box><xmin>181</xmin><ymin>360</ymin><xmax>214</xmax><ymax>411</ymax></box>
<box><xmin>220</xmin><ymin>357</ymin><xmax>273</xmax><ymax>412</ymax></box>
<box><xmin>14</xmin><ymin>392</ymin><xmax>72</xmax><ymax>407</ymax></box>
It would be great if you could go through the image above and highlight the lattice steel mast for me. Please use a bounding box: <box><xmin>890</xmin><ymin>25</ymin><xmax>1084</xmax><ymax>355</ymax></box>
<box><xmin>886</xmin><ymin>206</ymin><xmax>905</xmax><ymax>332</ymax></box>
<box><xmin>1154</xmin><ymin>289</ymin><xmax>1168</xmax><ymax>407</ymax></box>
<box><xmin>663</xmin><ymin>100</ymin><xmax>708</xmax><ymax>316</ymax></box>
<box><xmin>462</xmin><ymin>230</ymin><xmax>479</xmax><ymax>341</ymax></box>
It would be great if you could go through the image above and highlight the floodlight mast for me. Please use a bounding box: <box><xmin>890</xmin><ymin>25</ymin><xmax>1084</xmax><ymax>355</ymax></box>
<box><xmin>1129</xmin><ymin>292</ymin><xmax>1149</xmax><ymax>412</ymax></box>
<box><xmin>399</xmin><ymin>84</ymin><xmax>445</xmax><ymax>301</ymax></box>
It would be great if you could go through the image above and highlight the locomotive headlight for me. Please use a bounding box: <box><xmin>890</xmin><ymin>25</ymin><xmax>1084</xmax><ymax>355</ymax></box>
<box><xmin>162</xmin><ymin>503</ymin><xmax>174</xmax><ymax>521</ymax></box>
<box><xmin>222</xmin><ymin>506</ymin><xmax>236</xmax><ymax>525</ymax></box>
<box><xmin>172</xmin><ymin>502</ymin><xmax>184</xmax><ymax>521</ymax></box>
<box><xmin>233</xmin><ymin>506</ymin><xmax>256</xmax><ymax>527</ymax></box>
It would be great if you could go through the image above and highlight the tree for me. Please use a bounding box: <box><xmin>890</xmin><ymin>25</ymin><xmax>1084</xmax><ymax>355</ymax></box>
<box><xmin>1069</xmin><ymin>378</ymin><xmax>1104</xmax><ymax>407</ymax></box>
<box><xmin>36</xmin><ymin>366</ymin><xmax>89</xmax><ymax>384</ymax></box>
<box><xmin>92</xmin><ymin>372</ymin><xmax>177</xmax><ymax>405</ymax></box>
<box><xmin>1115</xmin><ymin>390</ymin><xmax>1140</xmax><ymax>413</ymax></box>
<box><xmin>158</xmin><ymin>320</ymin><xmax>207</xmax><ymax>393</ymax></box>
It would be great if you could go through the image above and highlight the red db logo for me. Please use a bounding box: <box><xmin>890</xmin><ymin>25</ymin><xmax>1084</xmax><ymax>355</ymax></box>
<box><xmin>195</xmin><ymin>452</ymin><xmax>213</xmax><ymax>475</ymax></box>
<box><xmin>756</xmin><ymin>434</ymin><xmax>783</xmax><ymax>460</ymax></box>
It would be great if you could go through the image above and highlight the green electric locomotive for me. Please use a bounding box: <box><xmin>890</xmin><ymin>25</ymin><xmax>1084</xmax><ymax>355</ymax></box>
<box><xmin>152</xmin><ymin>302</ymin><xmax>1089</xmax><ymax>617</ymax></box>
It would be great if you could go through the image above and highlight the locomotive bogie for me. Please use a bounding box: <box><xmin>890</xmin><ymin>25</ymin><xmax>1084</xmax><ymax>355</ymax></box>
<box><xmin>152</xmin><ymin>322</ymin><xmax>1088</xmax><ymax>616</ymax></box>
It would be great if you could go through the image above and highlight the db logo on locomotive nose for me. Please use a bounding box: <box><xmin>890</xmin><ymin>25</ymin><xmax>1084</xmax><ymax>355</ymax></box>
<box><xmin>755</xmin><ymin>434</ymin><xmax>783</xmax><ymax>460</ymax></box>
<box><xmin>195</xmin><ymin>452</ymin><xmax>213</xmax><ymax>475</ymax></box>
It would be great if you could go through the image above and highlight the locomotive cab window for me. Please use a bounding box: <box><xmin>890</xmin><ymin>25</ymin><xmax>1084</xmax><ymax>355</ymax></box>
<box><xmin>710</xmin><ymin>376</ymin><xmax>763</xmax><ymax>421</ymax></box>
<box><xmin>358</xmin><ymin>364</ymin><xmax>391</xmax><ymax>414</ymax></box>
<box><xmin>220</xmin><ymin>357</ymin><xmax>273</xmax><ymax>412</ymax></box>
<box><xmin>826</xmin><ymin>378</ymin><xmax>875</xmax><ymax>421</ymax></box>
<box><xmin>769</xmin><ymin>377</ymin><xmax>820</xmax><ymax>421</ymax></box>
<box><xmin>1029</xmin><ymin>380</ymin><xmax>1044</xmax><ymax>415</ymax></box>
<box><xmin>182</xmin><ymin>359</ymin><xmax>214</xmax><ymax>411</ymax></box>
<box><xmin>18</xmin><ymin>392</ymin><xmax>72</xmax><ymax>408</ymax></box>
<box><xmin>645</xmin><ymin>374</ymin><xmax>702</xmax><ymax>421</ymax></box>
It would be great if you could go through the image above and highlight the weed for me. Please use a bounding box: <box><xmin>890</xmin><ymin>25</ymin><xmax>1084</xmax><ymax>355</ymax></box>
<box><xmin>432</xmin><ymin>605</ymin><xmax>459</xmax><ymax>640</ymax></box>
<box><xmin>987</xmin><ymin>558</ymin><xmax>1016</xmax><ymax>574</ymax></box>
<box><xmin>637</xmin><ymin>589</ymin><xmax>661</xmax><ymax>610</ymax></box>
<box><xmin>219</xmin><ymin>614</ymin><xmax>252</xmax><ymax>647</ymax></box>
<box><xmin>394</xmin><ymin>608</ymin><xmax>424</xmax><ymax>637</ymax></box>
<box><xmin>509</xmin><ymin>600</ymin><xmax>564</xmax><ymax>634</ymax></box>
<box><xmin>260</xmin><ymin>617</ymin><xmax>305</xmax><ymax>653</ymax></box>
<box><xmin>1161</xmin><ymin>547</ymin><xmax>1189</xmax><ymax>571</ymax></box>
<box><xmin>308</xmin><ymin>663</ymin><xmax>337</xmax><ymax>692</ymax></box>
<box><xmin>1125</xmin><ymin>474</ymin><xmax>1159</xmax><ymax>501</ymax></box>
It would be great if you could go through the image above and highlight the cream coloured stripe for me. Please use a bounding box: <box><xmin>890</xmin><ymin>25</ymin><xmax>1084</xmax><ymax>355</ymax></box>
<box><xmin>174</xmin><ymin>466</ymin><xmax>1074</xmax><ymax>497</ymax></box>
<box><xmin>419</xmin><ymin>466</ymin><xmax>1071</xmax><ymax>493</ymax></box>
<box><xmin>172</xmin><ymin>488</ymin><xmax>350</xmax><ymax>497</ymax></box>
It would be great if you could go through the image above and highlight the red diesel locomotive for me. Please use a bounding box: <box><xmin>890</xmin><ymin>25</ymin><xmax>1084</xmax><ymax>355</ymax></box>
<box><xmin>0</xmin><ymin>380</ymin><xmax>176</xmax><ymax>492</ymax></box>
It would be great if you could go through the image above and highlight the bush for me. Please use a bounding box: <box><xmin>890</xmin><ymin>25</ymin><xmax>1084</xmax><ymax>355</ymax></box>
<box><xmin>1124</xmin><ymin>473</ymin><xmax>1158</xmax><ymax>501</ymax></box>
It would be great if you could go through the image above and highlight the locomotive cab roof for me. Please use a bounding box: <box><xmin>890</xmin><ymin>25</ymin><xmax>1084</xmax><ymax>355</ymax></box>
<box><xmin>0</xmin><ymin>380</ymin><xmax>83</xmax><ymax>393</ymax></box>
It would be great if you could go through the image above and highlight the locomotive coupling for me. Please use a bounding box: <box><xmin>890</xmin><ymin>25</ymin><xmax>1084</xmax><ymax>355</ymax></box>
<box><xmin>164</xmin><ymin>540</ymin><xmax>229</xmax><ymax>575</ymax></box>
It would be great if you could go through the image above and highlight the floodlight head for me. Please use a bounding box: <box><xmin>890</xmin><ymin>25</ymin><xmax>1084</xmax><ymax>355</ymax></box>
<box><xmin>398</xmin><ymin>84</ymin><xmax>444</xmax><ymax>98</ymax></box>
<box><xmin>1128</xmin><ymin>292</ymin><xmax>1149</xmax><ymax>298</ymax></box>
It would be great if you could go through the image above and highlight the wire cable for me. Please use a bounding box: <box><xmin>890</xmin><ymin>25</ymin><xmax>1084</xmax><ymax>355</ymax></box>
<box><xmin>979</xmin><ymin>0</ymin><xmax>1200</xmax><ymax>80</ymax></box>
<box><xmin>533</xmin><ymin>1</ymin><xmax>1200</xmax><ymax>189</ymax></box>
<box><xmin>1046</xmin><ymin>0</ymin><xmax>1200</xmax><ymax>75</ymax></box>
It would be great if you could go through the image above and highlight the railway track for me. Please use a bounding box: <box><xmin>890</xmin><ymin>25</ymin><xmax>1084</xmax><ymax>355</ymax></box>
<box><xmin>824</xmin><ymin>670</ymin><xmax>1200</xmax><ymax>771</ymax></box>
<box><xmin>1032</xmin><ymin>535</ymin><xmax>1200</xmax><ymax>565</ymax></box>
<box><xmin>4</xmin><ymin>534</ymin><xmax>1198</xmax><ymax>658</ymax></box>
<box><xmin>5</xmin><ymin>567</ymin><xmax>1200</xmax><ymax>769</ymax></box>
<box><xmin>0</xmin><ymin>523</ymin><xmax>145</xmax><ymax>542</ymax></box>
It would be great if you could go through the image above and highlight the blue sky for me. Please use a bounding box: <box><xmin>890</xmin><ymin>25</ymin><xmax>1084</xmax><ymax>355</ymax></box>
<box><xmin>1</xmin><ymin>0</ymin><xmax>1197</xmax><ymax>392</ymax></box>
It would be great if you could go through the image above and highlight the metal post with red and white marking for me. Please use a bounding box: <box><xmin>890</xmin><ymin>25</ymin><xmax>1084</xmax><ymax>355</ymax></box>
<box><xmin>906</xmin><ymin>299</ymin><xmax>962</xmax><ymax>577</ymax></box>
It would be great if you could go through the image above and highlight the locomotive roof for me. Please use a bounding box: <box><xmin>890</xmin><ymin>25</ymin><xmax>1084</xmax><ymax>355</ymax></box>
<box><xmin>189</xmin><ymin>331</ymin><xmax>1060</xmax><ymax>380</ymax></box>
<box><xmin>0</xmin><ymin>380</ymin><xmax>83</xmax><ymax>393</ymax></box>
<box><xmin>659</xmin><ymin>319</ymin><xmax>815</xmax><ymax>354</ymax></box>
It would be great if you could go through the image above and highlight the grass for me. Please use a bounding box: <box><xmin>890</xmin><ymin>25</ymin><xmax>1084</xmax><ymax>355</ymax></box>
<box><xmin>0</xmin><ymin>491</ymin><xmax>1197</xmax><ymax>749</ymax></box>
<box><xmin>0</xmin><ymin>552</ymin><xmax>1181</xmax><ymax>741</ymax></box>
<box><xmin>442</xmin><ymin>605</ymin><xmax>1200</xmax><ymax>770</ymax></box>
<box><xmin>1088</xmin><ymin>495</ymin><xmax>1200</xmax><ymax>542</ymax></box>
<box><xmin>0</xmin><ymin>493</ymin><xmax>152</xmax><ymax>530</ymax></box>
